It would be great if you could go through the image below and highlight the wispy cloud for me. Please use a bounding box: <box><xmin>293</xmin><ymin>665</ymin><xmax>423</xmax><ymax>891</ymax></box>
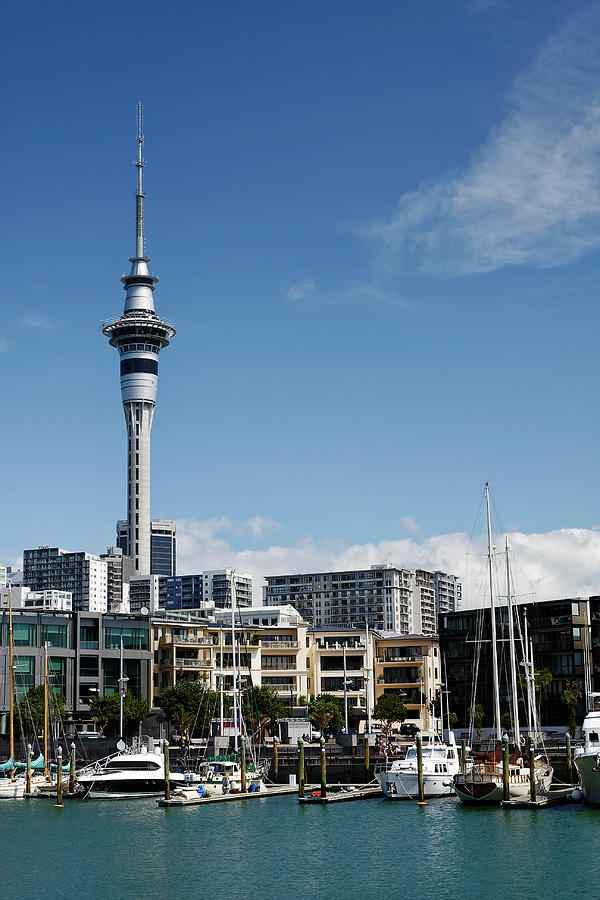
<box><xmin>176</xmin><ymin>518</ymin><xmax>600</xmax><ymax>605</ymax></box>
<box><xmin>364</xmin><ymin>6</ymin><xmax>600</xmax><ymax>276</ymax></box>
<box><xmin>19</xmin><ymin>316</ymin><xmax>52</xmax><ymax>329</ymax></box>
<box><xmin>400</xmin><ymin>516</ymin><xmax>420</xmax><ymax>535</ymax></box>
<box><xmin>286</xmin><ymin>281</ymin><xmax>316</xmax><ymax>301</ymax></box>
<box><xmin>0</xmin><ymin>338</ymin><xmax>8</xmax><ymax>354</ymax></box>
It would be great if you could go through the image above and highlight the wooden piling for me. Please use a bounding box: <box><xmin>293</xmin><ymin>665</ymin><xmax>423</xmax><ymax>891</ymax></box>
<box><xmin>273</xmin><ymin>737</ymin><xmax>279</xmax><ymax>783</ymax></box>
<box><xmin>240</xmin><ymin>735</ymin><xmax>247</xmax><ymax>794</ymax></box>
<box><xmin>529</xmin><ymin>736</ymin><xmax>536</xmax><ymax>803</ymax></box>
<box><xmin>25</xmin><ymin>744</ymin><xmax>31</xmax><ymax>796</ymax></box>
<box><xmin>364</xmin><ymin>735</ymin><xmax>370</xmax><ymax>779</ymax></box>
<box><xmin>320</xmin><ymin>737</ymin><xmax>327</xmax><ymax>799</ymax></box>
<box><xmin>297</xmin><ymin>738</ymin><xmax>305</xmax><ymax>798</ymax></box>
<box><xmin>55</xmin><ymin>747</ymin><xmax>63</xmax><ymax>808</ymax></box>
<box><xmin>502</xmin><ymin>734</ymin><xmax>510</xmax><ymax>802</ymax></box>
<box><xmin>566</xmin><ymin>733</ymin><xmax>573</xmax><ymax>785</ymax></box>
<box><xmin>461</xmin><ymin>739</ymin><xmax>467</xmax><ymax>775</ymax></box>
<box><xmin>69</xmin><ymin>743</ymin><xmax>76</xmax><ymax>794</ymax></box>
<box><xmin>416</xmin><ymin>733</ymin><xmax>426</xmax><ymax>805</ymax></box>
<box><xmin>163</xmin><ymin>739</ymin><xmax>171</xmax><ymax>802</ymax></box>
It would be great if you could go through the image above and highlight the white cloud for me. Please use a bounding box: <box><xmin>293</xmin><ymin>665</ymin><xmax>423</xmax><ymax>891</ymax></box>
<box><xmin>286</xmin><ymin>281</ymin><xmax>315</xmax><ymax>301</ymax></box>
<box><xmin>18</xmin><ymin>316</ymin><xmax>52</xmax><ymax>329</ymax></box>
<box><xmin>175</xmin><ymin>518</ymin><xmax>600</xmax><ymax>606</ymax></box>
<box><xmin>400</xmin><ymin>516</ymin><xmax>420</xmax><ymax>535</ymax></box>
<box><xmin>364</xmin><ymin>6</ymin><xmax>600</xmax><ymax>275</ymax></box>
<box><xmin>242</xmin><ymin>516</ymin><xmax>281</xmax><ymax>538</ymax></box>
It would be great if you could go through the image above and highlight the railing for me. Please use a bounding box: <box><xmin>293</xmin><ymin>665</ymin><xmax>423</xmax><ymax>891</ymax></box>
<box><xmin>80</xmin><ymin>640</ymin><xmax>99</xmax><ymax>650</ymax></box>
<box><xmin>262</xmin><ymin>664</ymin><xmax>298</xmax><ymax>671</ymax></box>
<box><xmin>380</xmin><ymin>655</ymin><xmax>422</xmax><ymax>664</ymax></box>
<box><xmin>316</xmin><ymin>642</ymin><xmax>366</xmax><ymax>650</ymax></box>
<box><xmin>160</xmin><ymin>634</ymin><xmax>215</xmax><ymax>646</ymax></box>
<box><xmin>175</xmin><ymin>658</ymin><xmax>212</xmax><ymax>668</ymax></box>
<box><xmin>260</xmin><ymin>640</ymin><xmax>299</xmax><ymax>649</ymax></box>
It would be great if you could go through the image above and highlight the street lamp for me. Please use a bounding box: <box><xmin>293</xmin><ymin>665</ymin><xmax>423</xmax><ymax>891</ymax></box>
<box><xmin>118</xmin><ymin>637</ymin><xmax>129</xmax><ymax>741</ymax></box>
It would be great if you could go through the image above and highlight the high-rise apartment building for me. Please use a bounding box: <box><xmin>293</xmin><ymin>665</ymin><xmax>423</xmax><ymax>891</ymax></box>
<box><xmin>23</xmin><ymin>547</ymin><xmax>108</xmax><ymax>613</ymax></box>
<box><xmin>117</xmin><ymin>518</ymin><xmax>176</xmax><ymax>577</ymax></box>
<box><xmin>100</xmin><ymin>546</ymin><xmax>135</xmax><ymax>610</ymax></box>
<box><xmin>203</xmin><ymin>570</ymin><xmax>252</xmax><ymax>609</ymax></box>
<box><xmin>263</xmin><ymin>565</ymin><xmax>460</xmax><ymax>634</ymax></box>
<box><xmin>150</xmin><ymin>520</ymin><xmax>176</xmax><ymax>576</ymax></box>
<box><xmin>103</xmin><ymin>105</ymin><xmax>175</xmax><ymax>576</ymax></box>
<box><xmin>430</xmin><ymin>570</ymin><xmax>461</xmax><ymax>617</ymax></box>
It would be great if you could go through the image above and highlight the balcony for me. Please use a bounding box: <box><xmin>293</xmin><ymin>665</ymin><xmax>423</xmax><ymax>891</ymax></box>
<box><xmin>316</xmin><ymin>641</ymin><xmax>366</xmax><ymax>651</ymax></box>
<box><xmin>159</xmin><ymin>634</ymin><xmax>215</xmax><ymax>646</ymax></box>
<box><xmin>175</xmin><ymin>658</ymin><xmax>212</xmax><ymax>668</ymax></box>
<box><xmin>260</xmin><ymin>640</ymin><xmax>299</xmax><ymax>649</ymax></box>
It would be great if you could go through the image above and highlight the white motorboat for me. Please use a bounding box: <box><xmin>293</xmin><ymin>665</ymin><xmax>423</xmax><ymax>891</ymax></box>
<box><xmin>77</xmin><ymin>744</ymin><xmax>185</xmax><ymax>799</ymax></box>
<box><xmin>574</xmin><ymin>705</ymin><xmax>600</xmax><ymax>806</ymax></box>
<box><xmin>377</xmin><ymin>731</ymin><xmax>462</xmax><ymax>799</ymax></box>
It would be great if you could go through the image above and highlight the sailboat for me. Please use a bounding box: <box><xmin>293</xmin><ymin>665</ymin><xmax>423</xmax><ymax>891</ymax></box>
<box><xmin>0</xmin><ymin>590</ymin><xmax>48</xmax><ymax>798</ymax></box>
<box><xmin>452</xmin><ymin>484</ymin><xmax>553</xmax><ymax>805</ymax></box>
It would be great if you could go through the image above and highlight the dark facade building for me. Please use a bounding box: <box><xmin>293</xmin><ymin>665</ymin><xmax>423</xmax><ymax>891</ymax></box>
<box><xmin>161</xmin><ymin>575</ymin><xmax>203</xmax><ymax>610</ymax></box>
<box><xmin>0</xmin><ymin>610</ymin><xmax>152</xmax><ymax>730</ymax></box>
<box><xmin>439</xmin><ymin>597</ymin><xmax>592</xmax><ymax>729</ymax></box>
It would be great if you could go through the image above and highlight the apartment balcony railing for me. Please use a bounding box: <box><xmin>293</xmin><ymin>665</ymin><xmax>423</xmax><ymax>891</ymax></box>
<box><xmin>159</xmin><ymin>634</ymin><xmax>215</xmax><ymax>646</ymax></box>
<box><xmin>316</xmin><ymin>642</ymin><xmax>366</xmax><ymax>651</ymax></box>
<box><xmin>378</xmin><ymin>656</ymin><xmax>423</xmax><ymax>664</ymax></box>
<box><xmin>262</xmin><ymin>664</ymin><xmax>298</xmax><ymax>671</ymax></box>
<box><xmin>260</xmin><ymin>641</ymin><xmax>299</xmax><ymax>649</ymax></box>
<box><xmin>175</xmin><ymin>658</ymin><xmax>212</xmax><ymax>668</ymax></box>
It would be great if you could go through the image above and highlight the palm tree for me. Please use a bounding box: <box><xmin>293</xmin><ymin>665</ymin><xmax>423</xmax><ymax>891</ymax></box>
<box><xmin>471</xmin><ymin>704</ymin><xmax>485</xmax><ymax>741</ymax></box>
<box><xmin>534</xmin><ymin>669</ymin><xmax>553</xmax><ymax>727</ymax></box>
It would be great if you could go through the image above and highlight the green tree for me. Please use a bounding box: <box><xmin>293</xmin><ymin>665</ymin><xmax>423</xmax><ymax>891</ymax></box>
<box><xmin>15</xmin><ymin>685</ymin><xmax>65</xmax><ymax>740</ymax></box>
<box><xmin>448</xmin><ymin>711</ymin><xmax>459</xmax><ymax>729</ymax></box>
<box><xmin>156</xmin><ymin>680</ymin><xmax>221</xmax><ymax>739</ymax></box>
<box><xmin>89</xmin><ymin>693</ymin><xmax>149</xmax><ymax>737</ymax></box>
<box><xmin>534</xmin><ymin>669</ymin><xmax>553</xmax><ymax>726</ymax></box>
<box><xmin>242</xmin><ymin>686</ymin><xmax>287</xmax><ymax>739</ymax></box>
<box><xmin>471</xmin><ymin>704</ymin><xmax>485</xmax><ymax>741</ymax></box>
<box><xmin>561</xmin><ymin>679</ymin><xmax>582</xmax><ymax>737</ymax></box>
<box><xmin>308</xmin><ymin>694</ymin><xmax>344</xmax><ymax>737</ymax></box>
<box><xmin>373</xmin><ymin>694</ymin><xmax>407</xmax><ymax>736</ymax></box>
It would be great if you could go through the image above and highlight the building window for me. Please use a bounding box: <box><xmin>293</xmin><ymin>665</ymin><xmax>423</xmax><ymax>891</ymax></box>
<box><xmin>41</xmin><ymin>623</ymin><xmax>68</xmax><ymax>648</ymax></box>
<box><xmin>13</xmin><ymin>623</ymin><xmax>37</xmax><ymax>647</ymax></box>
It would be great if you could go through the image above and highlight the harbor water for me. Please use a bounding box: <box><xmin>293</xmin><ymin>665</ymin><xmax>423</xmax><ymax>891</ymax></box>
<box><xmin>1</xmin><ymin>795</ymin><xmax>598</xmax><ymax>899</ymax></box>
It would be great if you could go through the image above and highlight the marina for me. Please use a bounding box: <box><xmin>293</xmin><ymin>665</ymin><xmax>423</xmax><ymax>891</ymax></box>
<box><xmin>0</xmin><ymin>793</ymin><xmax>598</xmax><ymax>899</ymax></box>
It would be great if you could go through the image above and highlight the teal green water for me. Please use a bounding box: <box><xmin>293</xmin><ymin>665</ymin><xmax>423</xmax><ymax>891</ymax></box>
<box><xmin>1</xmin><ymin>796</ymin><xmax>598</xmax><ymax>899</ymax></box>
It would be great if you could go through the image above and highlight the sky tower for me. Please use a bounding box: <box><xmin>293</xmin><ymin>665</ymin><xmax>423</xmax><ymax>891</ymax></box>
<box><xmin>103</xmin><ymin>104</ymin><xmax>175</xmax><ymax>576</ymax></box>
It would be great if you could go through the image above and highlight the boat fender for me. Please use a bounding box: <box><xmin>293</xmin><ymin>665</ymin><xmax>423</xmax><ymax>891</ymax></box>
<box><xmin>571</xmin><ymin>788</ymin><xmax>583</xmax><ymax>802</ymax></box>
<box><xmin>311</xmin><ymin>790</ymin><xmax>322</xmax><ymax>798</ymax></box>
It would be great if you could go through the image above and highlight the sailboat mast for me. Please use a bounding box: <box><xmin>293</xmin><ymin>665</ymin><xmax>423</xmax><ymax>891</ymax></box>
<box><xmin>44</xmin><ymin>642</ymin><xmax>48</xmax><ymax>776</ymax></box>
<box><xmin>231</xmin><ymin>579</ymin><xmax>238</xmax><ymax>750</ymax></box>
<box><xmin>8</xmin><ymin>587</ymin><xmax>14</xmax><ymax>765</ymax></box>
<box><xmin>505</xmin><ymin>538</ymin><xmax>521</xmax><ymax>747</ymax></box>
<box><xmin>485</xmin><ymin>483</ymin><xmax>502</xmax><ymax>740</ymax></box>
<box><xmin>219</xmin><ymin>627</ymin><xmax>224</xmax><ymax>736</ymax></box>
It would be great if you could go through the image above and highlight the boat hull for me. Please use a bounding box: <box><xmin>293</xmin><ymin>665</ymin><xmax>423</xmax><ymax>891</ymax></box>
<box><xmin>574</xmin><ymin>753</ymin><xmax>600</xmax><ymax>806</ymax></box>
<box><xmin>377</xmin><ymin>771</ymin><xmax>455</xmax><ymax>800</ymax></box>
<box><xmin>453</xmin><ymin>769</ymin><xmax>553</xmax><ymax>805</ymax></box>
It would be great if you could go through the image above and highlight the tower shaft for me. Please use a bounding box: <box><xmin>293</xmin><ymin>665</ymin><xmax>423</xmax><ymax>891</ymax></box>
<box><xmin>103</xmin><ymin>104</ymin><xmax>175</xmax><ymax>576</ymax></box>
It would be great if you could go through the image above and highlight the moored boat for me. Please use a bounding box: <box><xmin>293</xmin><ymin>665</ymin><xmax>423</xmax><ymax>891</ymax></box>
<box><xmin>574</xmin><ymin>703</ymin><xmax>600</xmax><ymax>806</ymax></box>
<box><xmin>377</xmin><ymin>731</ymin><xmax>461</xmax><ymax>799</ymax></box>
<box><xmin>77</xmin><ymin>743</ymin><xmax>185</xmax><ymax>799</ymax></box>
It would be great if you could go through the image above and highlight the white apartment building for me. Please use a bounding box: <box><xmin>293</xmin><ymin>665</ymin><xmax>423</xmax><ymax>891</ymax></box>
<box><xmin>263</xmin><ymin>565</ymin><xmax>460</xmax><ymax>634</ymax></box>
<box><xmin>0</xmin><ymin>585</ymin><xmax>73</xmax><ymax>611</ymax></box>
<box><xmin>22</xmin><ymin>547</ymin><xmax>108</xmax><ymax>613</ymax></box>
<box><xmin>203</xmin><ymin>570</ymin><xmax>252</xmax><ymax>609</ymax></box>
<box><xmin>0</xmin><ymin>566</ymin><xmax>6</xmax><ymax>589</ymax></box>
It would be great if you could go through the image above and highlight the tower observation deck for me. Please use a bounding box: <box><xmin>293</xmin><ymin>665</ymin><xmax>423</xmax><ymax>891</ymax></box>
<box><xmin>102</xmin><ymin>103</ymin><xmax>175</xmax><ymax>576</ymax></box>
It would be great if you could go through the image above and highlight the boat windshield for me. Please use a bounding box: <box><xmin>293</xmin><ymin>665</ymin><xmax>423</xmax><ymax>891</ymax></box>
<box><xmin>406</xmin><ymin>748</ymin><xmax>446</xmax><ymax>760</ymax></box>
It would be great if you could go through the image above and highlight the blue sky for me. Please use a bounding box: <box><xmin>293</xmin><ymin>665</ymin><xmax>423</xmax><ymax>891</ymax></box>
<box><xmin>2</xmin><ymin>1</ymin><xmax>600</xmax><ymax>599</ymax></box>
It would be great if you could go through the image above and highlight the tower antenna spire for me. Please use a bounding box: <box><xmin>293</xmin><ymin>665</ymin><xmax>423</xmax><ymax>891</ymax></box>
<box><xmin>135</xmin><ymin>100</ymin><xmax>145</xmax><ymax>259</ymax></box>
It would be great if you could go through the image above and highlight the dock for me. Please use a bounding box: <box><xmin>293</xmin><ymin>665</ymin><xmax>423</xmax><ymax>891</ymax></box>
<box><xmin>298</xmin><ymin>784</ymin><xmax>383</xmax><ymax>804</ymax></box>
<box><xmin>500</xmin><ymin>787</ymin><xmax>581</xmax><ymax>809</ymax></box>
<box><xmin>157</xmin><ymin>784</ymin><xmax>300</xmax><ymax>807</ymax></box>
